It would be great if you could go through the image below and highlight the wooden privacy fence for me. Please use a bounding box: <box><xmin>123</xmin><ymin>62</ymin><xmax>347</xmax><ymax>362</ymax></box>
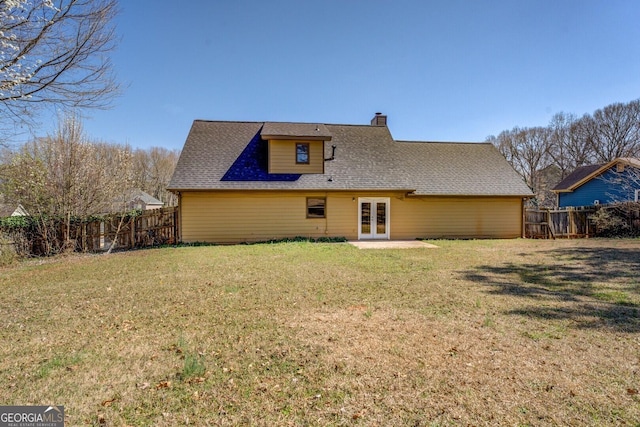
<box><xmin>525</xmin><ymin>204</ymin><xmax>640</xmax><ymax>238</ymax></box>
<box><xmin>80</xmin><ymin>206</ymin><xmax>178</xmax><ymax>252</ymax></box>
<box><xmin>1</xmin><ymin>207</ymin><xmax>178</xmax><ymax>256</ymax></box>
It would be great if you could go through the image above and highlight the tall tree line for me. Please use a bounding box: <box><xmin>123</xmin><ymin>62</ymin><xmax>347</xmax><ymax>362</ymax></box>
<box><xmin>0</xmin><ymin>113</ymin><xmax>180</xmax><ymax>220</ymax></box>
<box><xmin>487</xmin><ymin>98</ymin><xmax>640</xmax><ymax>206</ymax></box>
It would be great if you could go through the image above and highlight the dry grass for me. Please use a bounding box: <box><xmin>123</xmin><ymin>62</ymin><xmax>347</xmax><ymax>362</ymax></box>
<box><xmin>1</xmin><ymin>239</ymin><xmax>639</xmax><ymax>426</ymax></box>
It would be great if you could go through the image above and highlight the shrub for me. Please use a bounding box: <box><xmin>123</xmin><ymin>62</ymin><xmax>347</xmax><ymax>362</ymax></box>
<box><xmin>589</xmin><ymin>207</ymin><xmax>631</xmax><ymax>237</ymax></box>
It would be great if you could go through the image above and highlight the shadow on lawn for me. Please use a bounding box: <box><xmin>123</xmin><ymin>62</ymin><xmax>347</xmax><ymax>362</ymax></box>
<box><xmin>463</xmin><ymin>246</ymin><xmax>640</xmax><ymax>332</ymax></box>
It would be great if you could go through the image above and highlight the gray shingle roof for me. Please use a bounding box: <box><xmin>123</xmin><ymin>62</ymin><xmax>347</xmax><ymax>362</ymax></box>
<box><xmin>168</xmin><ymin>119</ymin><xmax>532</xmax><ymax>197</ymax></box>
<box><xmin>552</xmin><ymin>164</ymin><xmax>604</xmax><ymax>191</ymax></box>
<box><xmin>553</xmin><ymin>158</ymin><xmax>640</xmax><ymax>191</ymax></box>
<box><xmin>127</xmin><ymin>189</ymin><xmax>163</xmax><ymax>205</ymax></box>
<box><xmin>396</xmin><ymin>141</ymin><xmax>532</xmax><ymax>195</ymax></box>
<box><xmin>0</xmin><ymin>203</ymin><xmax>28</xmax><ymax>217</ymax></box>
<box><xmin>261</xmin><ymin>122</ymin><xmax>332</xmax><ymax>140</ymax></box>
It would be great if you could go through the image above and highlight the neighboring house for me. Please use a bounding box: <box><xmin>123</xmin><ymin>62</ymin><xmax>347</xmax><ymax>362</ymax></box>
<box><xmin>127</xmin><ymin>189</ymin><xmax>164</xmax><ymax>211</ymax></box>
<box><xmin>168</xmin><ymin>114</ymin><xmax>532</xmax><ymax>243</ymax></box>
<box><xmin>553</xmin><ymin>158</ymin><xmax>640</xmax><ymax>208</ymax></box>
<box><xmin>0</xmin><ymin>203</ymin><xmax>28</xmax><ymax>217</ymax></box>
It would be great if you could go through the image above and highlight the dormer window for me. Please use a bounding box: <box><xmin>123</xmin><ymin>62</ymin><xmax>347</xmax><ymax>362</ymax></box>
<box><xmin>261</xmin><ymin>123</ymin><xmax>330</xmax><ymax>174</ymax></box>
<box><xmin>296</xmin><ymin>143</ymin><xmax>310</xmax><ymax>164</ymax></box>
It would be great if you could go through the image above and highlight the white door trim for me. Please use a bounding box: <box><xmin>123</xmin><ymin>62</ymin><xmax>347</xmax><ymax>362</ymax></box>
<box><xmin>358</xmin><ymin>197</ymin><xmax>390</xmax><ymax>240</ymax></box>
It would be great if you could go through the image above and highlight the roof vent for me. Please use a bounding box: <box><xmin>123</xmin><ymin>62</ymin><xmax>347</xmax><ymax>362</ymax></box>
<box><xmin>371</xmin><ymin>112</ymin><xmax>387</xmax><ymax>127</ymax></box>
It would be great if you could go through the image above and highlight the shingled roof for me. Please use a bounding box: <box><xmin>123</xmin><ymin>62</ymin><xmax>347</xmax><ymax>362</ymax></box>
<box><xmin>168</xmin><ymin>119</ymin><xmax>532</xmax><ymax>197</ymax></box>
<box><xmin>553</xmin><ymin>158</ymin><xmax>640</xmax><ymax>192</ymax></box>
<box><xmin>552</xmin><ymin>164</ymin><xmax>604</xmax><ymax>191</ymax></box>
<box><xmin>261</xmin><ymin>122</ymin><xmax>332</xmax><ymax>140</ymax></box>
<box><xmin>0</xmin><ymin>203</ymin><xmax>28</xmax><ymax>217</ymax></box>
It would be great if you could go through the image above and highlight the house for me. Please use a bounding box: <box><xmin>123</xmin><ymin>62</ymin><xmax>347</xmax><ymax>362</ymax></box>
<box><xmin>0</xmin><ymin>203</ymin><xmax>29</xmax><ymax>217</ymax></box>
<box><xmin>168</xmin><ymin>114</ymin><xmax>532</xmax><ymax>243</ymax></box>
<box><xmin>552</xmin><ymin>158</ymin><xmax>640</xmax><ymax>208</ymax></box>
<box><xmin>126</xmin><ymin>189</ymin><xmax>164</xmax><ymax>211</ymax></box>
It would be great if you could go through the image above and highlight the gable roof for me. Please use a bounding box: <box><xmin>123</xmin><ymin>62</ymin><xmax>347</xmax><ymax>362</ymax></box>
<box><xmin>127</xmin><ymin>189</ymin><xmax>163</xmax><ymax>206</ymax></box>
<box><xmin>0</xmin><ymin>203</ymin><xmax>28</xmax><ymax>217</ymax></box>
<box><xmin>553</xmin><ymin>158</ymin><xmax>640</xmax><ymax>192</ymax></box>
<box><xmin>168</xmin><ymin>119</ymin><xmax>532</xmax><ymax>197</ymax></box>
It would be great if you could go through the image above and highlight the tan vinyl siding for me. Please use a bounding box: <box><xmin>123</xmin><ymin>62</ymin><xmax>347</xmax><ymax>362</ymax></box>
<box><xmin>268</xmin><ymin>140</ymin><xmax>324</xmax><ymax>174</ymax></box>
<box><xmin>179</xmin><ymin>191</ymin><xmax>524</xmax><ymax>243</ymax></box>
<box><xmin>391</xmin><ymin>196</ymin><xmax>523</xmax><ymax>239</ymax></box>
<box><xmin>181</xmin><ymin>191</ymin><xmax>357</xmax><ymax>243</ymax></box>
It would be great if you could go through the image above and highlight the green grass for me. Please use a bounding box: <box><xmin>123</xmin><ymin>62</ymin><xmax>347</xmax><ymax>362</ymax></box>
<box><xmin>1</xmin><ymin>239</ymin><xmax>639</xmax><ymax>425</ymax></box>
<box><xmin>593</xmin><ymin>290</ymin><xmax>634</xmax><ymax>305</ymax></box>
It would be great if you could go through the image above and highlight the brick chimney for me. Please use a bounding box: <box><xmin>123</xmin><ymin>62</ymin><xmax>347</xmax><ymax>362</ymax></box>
<box><xmin>370</xmin><ymin>112</ymin><xmax>387</xmax><ymax>126</ymax></box>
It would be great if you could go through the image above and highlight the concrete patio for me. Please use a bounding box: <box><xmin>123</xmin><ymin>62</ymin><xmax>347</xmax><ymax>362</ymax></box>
<box><xmin>348</xmin><ymin>240</ymin><xmax>438</xmax><ymax>249</ymax></box>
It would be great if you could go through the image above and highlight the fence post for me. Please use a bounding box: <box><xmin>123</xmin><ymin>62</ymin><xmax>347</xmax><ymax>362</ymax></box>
<box><xmin>586</xmin><ymin>211</ymin><xmax>590</xmax><ymax>237</ymax></box>
<box><xmin>129</xmin><ymin>214</ymin><xmax>134</xmax><ymax>249</ymax></box>
<box><xmin>569</xmin><ymin>207</ymin><xmax>575</xmax><ymax>237</ymax></box>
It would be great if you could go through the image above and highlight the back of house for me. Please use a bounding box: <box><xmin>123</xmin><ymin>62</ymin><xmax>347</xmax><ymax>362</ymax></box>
<box><xmin>168</xmin><ymin>114</ymin><xmax>532</xmax><ymax>243</ymax></box>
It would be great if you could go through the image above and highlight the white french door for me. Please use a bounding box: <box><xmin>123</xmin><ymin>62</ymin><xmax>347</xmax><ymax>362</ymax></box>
<box><xmin>358</xmin><ymin>197</ymin><xmax>390</xmax><ymax>239</ymax></box>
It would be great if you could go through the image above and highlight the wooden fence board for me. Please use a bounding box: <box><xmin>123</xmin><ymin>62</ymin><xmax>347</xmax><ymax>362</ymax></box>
<box><xmin>525</xmin><ymin>204</ymin><xmax>640</xmax><ymax>238</ymax></box>
<box><xmin>0</xmin><ymin>207</ymin><xmax>178</xmax><ymax>255</ymax></box>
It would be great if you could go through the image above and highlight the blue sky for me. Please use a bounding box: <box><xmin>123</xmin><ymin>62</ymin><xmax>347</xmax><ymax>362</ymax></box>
<box><xmin>65</xmin><ymin>1</ymin><xmax>640</xmax><ymax>150</ymax></box>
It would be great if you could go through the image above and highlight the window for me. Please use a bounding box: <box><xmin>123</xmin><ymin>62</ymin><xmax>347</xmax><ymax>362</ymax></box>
<box><xmin>296</xmin><ymin>143</ymin><xmax>309</xmax><ymax>164</ymax></box>
<box><xmin>306</xmin><ymin>197</ymin><xmax>326</xmax><ymax>218</ymax></box>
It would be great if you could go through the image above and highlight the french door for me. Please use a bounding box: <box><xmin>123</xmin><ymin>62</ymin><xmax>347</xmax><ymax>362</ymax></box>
<box><xmin>358</xmin><ymin>197</ymin><xmax>390</xmax><ymax>239</ymax></box>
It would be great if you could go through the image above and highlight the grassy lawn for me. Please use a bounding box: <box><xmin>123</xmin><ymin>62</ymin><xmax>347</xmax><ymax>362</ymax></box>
<box><xmin>1</xmin><ymin>239</ymin><xmax>639</xmax><ymax>426</ymax></box>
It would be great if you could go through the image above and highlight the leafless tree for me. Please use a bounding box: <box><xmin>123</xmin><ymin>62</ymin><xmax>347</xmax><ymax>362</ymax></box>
<box><xmin>548</xmin><ymin>112</ymin><xmax>594</xmax><ymax>179</ymax></box>
<box><xmin>489</xmin><ymin>126</ymin><xmax>552</xmax><ymax>190</ymax></box>
<box><xmin>585</xmin><ymin>100</ymin><xmax>640</xmax><ymax>163</ymax></box>
<box><xmin>0</xmin><ymin>0</ymin><xmax>119</xmax><ymax>136</ymax></box>
<box><xmin>490</xmin><ymin>98</ymin><xmax>640</xmax><ymax>207</ymax></box>
<box><xmin>131</xmin><ymin>146</ymin><xmax>180</xmax><ymax>207</ymax></box>
<box><xmin>1</xmin><ymin>113</ymin><xmax>133</xmax><ymax>252</ymax></box>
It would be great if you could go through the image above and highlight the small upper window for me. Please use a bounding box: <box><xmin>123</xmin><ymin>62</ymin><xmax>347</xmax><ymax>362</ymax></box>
<box><xmin>296</xmin><ymin>143</ymin><xmax>309</xmax><ymax>164</ymax></box>
<box><xmin>306</xmin><ymin>197</ymin><xmax>326</xmax><ymax>218</ymax></box>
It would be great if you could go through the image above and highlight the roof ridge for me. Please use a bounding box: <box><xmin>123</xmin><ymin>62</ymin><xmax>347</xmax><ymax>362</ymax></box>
<box><xmin>396</xmin><ymin>140</ymin><xmax>487</xmax><ymax>145</ymax></box>
<box><xmin>192</xmin><ymin>119</ymin><xmax>387</xmax><ymax>128</ymax></box>
<box><xmin>194</xmin><ymin>119</ymin><xmax>264</xmax><ymax>125</ymax></box>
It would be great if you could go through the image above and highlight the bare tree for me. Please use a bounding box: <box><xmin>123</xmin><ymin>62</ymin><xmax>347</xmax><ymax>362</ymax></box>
<box><xmin>0</xmin><ymin>0</ymin><xmax>119</xmax><ymax>134</ymax></box>
<box><xmin>586</xmin><ymin>100</ymin><xmax>640</xmax><ymax>163</ymax></box>
<box><xmin>489</xmin><ymin>126</ymin><xmax>554</xmax><ymax>206</ymax></box>
<box><xmin>130</xmin><ymin>146</ymin><xmax>180</xmax><ymax>207</ymax></box>
<box><xmin>489</xmin><ymin>98</ymin><xmax>640</xmax><ymax>209</ymax></box>
<box><xmin>1</xmin><ymin>113</ymin><xmax>134</xmax><ymax>252</ymax></box>
<box><xmin>146</xmin><ymin>146</ymin><xmax>180</xmax><ymax>206</ymax></box>
<box><xmin>489</xmin><ymin>126</ymin><xmax>552</xmax><ymax>189</ymax></box>
<box><xmin>548</xmin><ymin>112</ymin><xmax>594</xmax><ymax>179</ymax></box>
